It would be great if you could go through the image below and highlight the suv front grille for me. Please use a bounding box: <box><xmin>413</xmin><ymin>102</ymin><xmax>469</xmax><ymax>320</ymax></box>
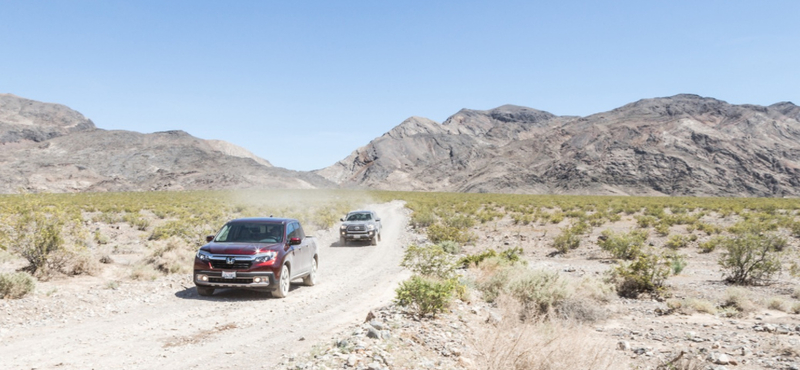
<box><xmin>210</xmin><ymin>260</ymin><xmax>253</xmax><ymax>270</ymax></box>
<box><xmin>347</xmin><ymin>225</ymin><xmax>366</xmax><ymax>231</ymax></box>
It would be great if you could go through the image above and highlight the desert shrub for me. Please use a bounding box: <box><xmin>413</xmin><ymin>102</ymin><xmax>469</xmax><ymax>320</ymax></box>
<box><xmin>508</xmin><ymin>269</ymin><xmax>571</xmax><ymax>320</ymax></box>
<box><xmin>719</xmin><ymin>287</ymin><xmax>756</xmax><ymax>316</ymax></box>
<box><xmin>94</xmin><ymin>230</ymin><xmax>109</xmax><ymax>245</ymax></box>
<box><xmin>718</xmin><ymin>232</ymin><xmax>784</xmax><ymax>285</ymax></box>
<box><xmin>438</xmin><ymin>240</ymin><xmax>461</xmax><ymax>255</ymax></box>
<box><xmin>791</xmin><ymin>222</ymin><xmax>800</xmax><ymax>238</ymax></box>
<box><xmin>123</xmin><ymin>212</ymin><xmax>150</xmax><ymax>231</ymax></box>
<box><xmin>426</xmin><ymin>223</ymin><xmax>472</xmax><ymax>244</ymax></box>
<box><xmin>767</xmin><ymin>297</ymin><xmax>787</xmax><ymax>311</ymax></box>
<box><xmin>401</xmin><ymin>244</ymin><xmax>457</xmax><ymax>279</ymax></box>
<box><xmin>655</xmin><ymin>222</ymin><xmax>670</xmax><ymax>236</ymax></box>
<box><xmin>699</xmin><ymin>236</ymin><xmax>725</xmax><ymax>253</ymax></box>
<box><xmin>636</xmin><ymin>215</ymin><xmax>658</xmax><ymax>228</ymax></box>
<box><xmin>696</xmin><ymin>222</ymin><xmax>722</xmax><ymax>235</ymax></box>
<box><xmin>459</xmin><ymin>247</ymin><xmax>524</xmax><ymax>269</ymax></box>
<box><xmin>664</xmin><ymin>234</ymin><xmax>689</xmax><ymax>250</ymax></box>
<box><xmin>611</xmin><ymin>250</ymin><xmax>671</xmax><ymax>298</ymax></box>
<box><xmin>443</xmin><ymin>214</ymin><xmax>474</xmax><ymax>229</ymax></box>
<box><xmin>410</xmin><ymin>209</ymin><xmax>436</xmax><ymax>228</ymax></box>
<box><xmin>666</xmin><ymin>298</ymin><xmax>716</xmax><ymax>314</ymax></box>
<box><xmin>0</xmin><ymin>272</ymin><xmax>36</xmax><ymax>299</ymax></box>
<box><xmin>791</xmin><ymin>302</ymin><xmax>800</xmax><ymax>314</ymax></box>
<box><xmin>129</xmin><ymin>263</ymin><xmax>160</xmax><ymax>281</ymax></box>
<box><xmin>549</xmin><ymin>211</ymin><xmax>565</xmax><ymax>224</ymax></box>
<box><xmin>598</xmin><ymin>229</ymin><xmax>648</xmax><ymax>260</ymax></box>
<box><xmin>7</xmin><ymin>210</ymin><xmax>65</xmax><ymax>278</ymax></box>
<box><xmin>146</xmin><ymin>238</ymin><xmax>194</xmax><ymax>275</ymax></box>
<box><xmin>792</xmin><ymin>286</ymin><xmax>800</xmax><ymax>299</ymax></box>
<box><xmin>475</xmin><ymin>264</ymin><xmax>512</xmax><ymax>302</ymax></box>
<box><xmin>460</xmin><ymin>249</ymin><xmax>498</xmax><ymax>268</ymax></box>
<box><xmin>395</xmin><ymin>275</ymin><xmax>455</xmax><ymax>318</ymax></box>
<box><xmin>668</xmin><ymin>253</ymin><xmax>687</xmax><ymax>274</ymax></box>
<box><xmin>552</xmin><ymin>222</ymin><xmax>589</xmax><ymax>254</ymax></box>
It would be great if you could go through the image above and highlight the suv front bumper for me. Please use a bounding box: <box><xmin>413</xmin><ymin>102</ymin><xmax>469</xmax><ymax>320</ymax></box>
<box><xmin>194</xmin><ymin>269</ymin><xmax>276</xmax><ymax>290</ymax></box>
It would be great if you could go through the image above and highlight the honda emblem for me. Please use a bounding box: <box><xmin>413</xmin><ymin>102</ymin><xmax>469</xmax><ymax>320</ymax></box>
<box><xmin>226</xmin><ymin>257</ymin><xmax>235</xmax><ymax>265</ymax></box>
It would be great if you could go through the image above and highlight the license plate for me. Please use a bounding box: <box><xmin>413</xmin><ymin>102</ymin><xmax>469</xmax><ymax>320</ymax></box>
<box><xmin>222</xmin><ymin>271</ymin><xmax>236</xmax><ymax>279</ymax></box>
<box><xmin>353</xmin><ymin>235</ymin><xmax>362</xmax><ymax>238</ymax></box>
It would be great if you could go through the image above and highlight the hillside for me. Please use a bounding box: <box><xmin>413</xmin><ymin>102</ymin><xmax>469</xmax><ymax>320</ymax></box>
<box><xmin>0</xmin><ymin>94</ymin><xmax>331</xmax><ymax>193</ymax></box>
<box><xmin>318</xmin><ymin>95</ymin><xmax>800</xmax><ymax>197</ymax></box>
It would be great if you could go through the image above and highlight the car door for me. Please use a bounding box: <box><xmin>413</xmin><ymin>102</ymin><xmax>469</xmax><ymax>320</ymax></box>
<box><xmin>288</xmin><ymin>221</ymin><xmax>309</xmax><ymax>277</ymax></box>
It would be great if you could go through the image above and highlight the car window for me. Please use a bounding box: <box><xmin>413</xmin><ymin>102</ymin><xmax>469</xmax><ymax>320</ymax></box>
<box><xmin>288</xmin><ymin>221</ymin><xmax>302</xmax><ymax>239</ymax></box>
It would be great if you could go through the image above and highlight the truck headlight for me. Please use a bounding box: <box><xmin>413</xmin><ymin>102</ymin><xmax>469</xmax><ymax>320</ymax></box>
<box><xmin>196</xmin><ymin>251</ymin><xmax>212</xmax><ymax>261</ymax></box>
<box><xmin>367</xmin><ymin>224</ymin><xmax>375</xmax><ymax>231</ymax></box>
<box><xmin>254</xmin><ymin>251</ymin><xmax>278</xmax><ymax>263</ymax></box>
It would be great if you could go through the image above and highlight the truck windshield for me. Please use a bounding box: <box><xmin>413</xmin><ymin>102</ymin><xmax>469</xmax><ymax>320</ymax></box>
<box><xmin>347</xmin><ymin>213</ymin><xmax>371</xmax><ymax>221</ymax></box>
<box><xmin>214</xmin><ymin>223</ymin><xmax>284</xmax><ymax>243</ymax></box>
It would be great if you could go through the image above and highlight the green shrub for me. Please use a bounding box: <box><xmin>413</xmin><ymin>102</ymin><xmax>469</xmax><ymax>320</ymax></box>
<box><xmin>459</xmin><ymin>247</ymin><xmax>524</xmax><ymax>268</ymax></box>
<box><xmin>611</xmin><ymin>250</ymin><xmax>671</xmax><ymax>298</ymax></box>
<box><xmin>668</xmin><ymin>253</ymin><xmax>687</xmax><ymax>274</ymax></box>
<box><xmin>699</xmin><ymin>236</ymin><xmax>725</xmax><ymax>253</ymax></box>
<box><xmin>459</xmin><ymin>249</ymin><xmax>498</xmax><ymax>268</ymax></box>
<box><xmin>438</xmin><ymin>240</ymin><xmax>462</xmax><ymax>255</ymax></box>
<box><xmin>410</xmin><ymin>210</ymin><xmax>436</xmax><ymax>228</ymax></box>
<box><xmin>664</xmin><ymin>234</ymin><xmax>688</xmax><ymax>250</ymax></box>
<box><xmin>8</xmin><ymin>210</ymin><xmax>65</xmax><ymax>278</ymax></box>
<box><xmin>718</xmin><ymin>233</ymin><xmax>784</xmax><ymax>285</ymax></box>
<box><xmin>636</xmin><ymin>215</ymin><xmax>657</xmax><ymax>228</ymax></box>
<box><xmin>598</xmin><ymin>229</ymin><xmax>648</xmax><ymax>260</ymax></box>
<box><xmin>0</xmin><ymin>272</ymin><xmax>35</xmax><ymax>299</ymax></box>
<box><xmin>395</xmin><ymin>275</ymin><xmax>455</xmax><ymax>318</ymax></box>
<box><xmin>655</xmin><ymin>223</ymin><xmax>670</xmax><ymax>236</ymax></box>
<box><xmin>401</xmin><ymin>244</ymin><xmax>457</xmax><ymax>279</ymax></box>
<box><xmin>427</xmin><ymin>223</ymin><xmax>472</xmax><ymax>244</ymax></box>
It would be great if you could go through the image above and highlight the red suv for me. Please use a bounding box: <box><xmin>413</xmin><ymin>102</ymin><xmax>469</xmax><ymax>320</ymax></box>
<box><xmin>193</xmin><ymin>217</ymin><xmax>318</xmax><ymax>298</ymax></box>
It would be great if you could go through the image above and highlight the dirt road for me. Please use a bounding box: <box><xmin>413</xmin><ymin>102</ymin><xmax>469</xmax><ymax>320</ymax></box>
<box><xmin>1</xmin><ymin>201</ymin><xmax>412</xmax><ymax>370</ymax></box>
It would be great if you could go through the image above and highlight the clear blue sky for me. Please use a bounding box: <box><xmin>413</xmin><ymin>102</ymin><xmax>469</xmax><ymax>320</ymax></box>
<box><xmin>2</xmin><ymin>1</ymin><xmax>798</xmax><ymax>171</ymax></box>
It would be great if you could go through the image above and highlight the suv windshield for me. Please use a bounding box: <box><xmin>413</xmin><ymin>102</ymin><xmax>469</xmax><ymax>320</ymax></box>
<box><xmin>214</xmin><ymin>222</ymin><xmax>284</xmax><ymax>243</ymax></box>
<box><xmin>346</xmin><ymin>213</ymin><xmax>371</xmax><ymax>221</ymax></box>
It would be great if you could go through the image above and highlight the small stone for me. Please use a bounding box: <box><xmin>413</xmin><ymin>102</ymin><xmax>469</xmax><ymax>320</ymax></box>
<box><xmin>617</xmin><ymin>341</ymin><xmax>631</xmax><ymax>351</ymax></box>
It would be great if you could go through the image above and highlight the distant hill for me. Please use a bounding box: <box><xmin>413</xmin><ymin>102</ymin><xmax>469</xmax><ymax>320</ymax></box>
<box><xmin>0</xmin><ymin>94</ymin><xmax>331</xmax><ymax>193</ymax></box>
<box><xmin>317</xmin><ymin>95</ymin><xmax>800</xmax><ymax>197</ymax></box>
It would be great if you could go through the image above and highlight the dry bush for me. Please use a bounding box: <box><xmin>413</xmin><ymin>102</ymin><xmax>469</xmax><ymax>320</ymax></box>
<box><xmin>146</xmin><ymin>238</ymin><xmax>195</xmax><ymax>275</ymax></box>
<box><xmin>719</xmin><ymin>287</ymin><xmax>757</xmax><ymax>316</ymax></box>
<box><xmin>129</xmin><ymin>263</ymin><xmax>161</xmax><ymax>281</ymax></box>
<box><xmin>474</xmin><ymin>298</ymin><xmax>626</xmax><ymax>370</ymax></box>
<box><xmin>791</xmin><ymin>302</ymin><xmax>800</xmax><ymax>314</ymax></box>
<box><xmin>767</xmin><ymin>297</ymin><xmax>787</xmax><ymax>311</ymax></box>
<box><xmin>666</xmin><ymin>298</ymin><xmax>717</xmax><ymax>315</ymax></box>
<box><xmin>791</xmin><ymin>286</ymin><xmax>800</xmax><ymax>299</ymax></box>
<box><xmin>0</xmin><ymin>272</ymin><xmax>36</xmax><ymax>299</ymax></box>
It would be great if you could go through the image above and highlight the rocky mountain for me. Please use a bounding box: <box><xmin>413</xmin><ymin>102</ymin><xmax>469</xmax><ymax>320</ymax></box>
<box><xmin>317</xmin><ymin>95</ymin><xmax>800</xmax><ymax>197</ymax></box>
<box><xmin>0</xmin><ymin>94</ymin><xmax>331</xmax><ymax>193</ymax></box>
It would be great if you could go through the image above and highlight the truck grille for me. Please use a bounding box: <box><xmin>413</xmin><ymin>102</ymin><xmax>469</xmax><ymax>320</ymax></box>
<box><xmin>347</xmin><ymin>225</ymin><xmax>365</xmax><ymax>231</ymax></box>
<box><xmin>210</xmin><ymin>260</ymin><xmax>253</xmax><ymax>270</ymax></box>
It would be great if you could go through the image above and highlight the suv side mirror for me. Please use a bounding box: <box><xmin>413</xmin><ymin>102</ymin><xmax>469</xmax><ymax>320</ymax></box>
<box><xmin>340</xmin><ymin>218</ymin><xmax>345</xmax><ymax>222</ymax></box>
<box><xmin>205</xmin><ymin>235</ymin><xmax>214</xmax><ymax>242</ymax></box>
<box><xmin>289</xmin><ymin>237</ymin><xmax>302</xmax><ymax>245</ymax></box>
<box><xmin>375</xmin><ymin>218</ymin><xmax>381</xmax><ymax>222</ymax></box>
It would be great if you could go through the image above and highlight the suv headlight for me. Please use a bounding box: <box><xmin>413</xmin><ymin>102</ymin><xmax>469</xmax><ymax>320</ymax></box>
<box><xmin>367</xmin><ymin>224</ymin><xmax>375</xmax><ymax>231</ymax></box>
<box><xmin>196</xmin><ymin>250</ymin><xmax>212</xmax><ymax>261</ymax></box>
<box><xmin>340</xmin><ymin>225</ymin><xmax>347</xmax><ymax>230</ymax></box>
<box><xmin>254</xmin><ymin>251</ymin><xmax>278</xmax><ymax>263</ymax></box>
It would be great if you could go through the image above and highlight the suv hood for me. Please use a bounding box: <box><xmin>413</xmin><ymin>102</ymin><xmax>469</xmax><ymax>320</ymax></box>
<box><xmin>201</xmin><ymin>242</ymin><xmax>281</xmax><ymax>255</ymax></box>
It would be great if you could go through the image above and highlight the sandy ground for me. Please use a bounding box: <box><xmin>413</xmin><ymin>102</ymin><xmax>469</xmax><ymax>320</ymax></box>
<box><xmin>0</xmin><ymin>201</ymin><xmax>412</xmax><ymax>370</ymax></box>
